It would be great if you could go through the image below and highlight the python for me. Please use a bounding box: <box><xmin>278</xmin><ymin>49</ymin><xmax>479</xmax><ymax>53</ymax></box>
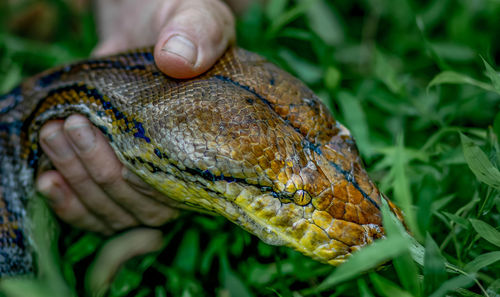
<box><xmin>0</xmin><ymin>47</ymin><xmax>404</xmax><ymax>276</ymax></box>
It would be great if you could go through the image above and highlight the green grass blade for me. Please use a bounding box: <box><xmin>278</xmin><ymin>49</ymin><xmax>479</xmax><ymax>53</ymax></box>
<box><xmin>380</xmin><ymin>194</ymin><xmax>420</xmax><ymax>296</ymax></box>
<box><xmin>494</xmin><ymin>112</ymin><xmax>500</xmax><ymax>142</ymax></box>
<box><xmin>309</xmin><ymin>237</ymin><xmax>408</xmax><ymax>293</ymax></box>
<box><xmin>357</xmin><ymin>279</ymin><xmax>375</xmax><ymax>297</ymax></box>
<box><xmin>428</xmin><ymin>274</ymin><xmax>475</xmax><ymax>297</ymax></box>
<box><xmin>393</xmin><ymin>134</ymin><xmax>421</xmax><ymax>240</ymax></box>
<box><xmin>469</xmin><ymin>219</ymin><xmax>500</xmax><ymax>248</ymax></box>
<box><xmin>486</xmin><ymin>279</ymin><xmax>500</xmax><ymax>297</ymax></box>
<box><xmin>375</xmin><ymin>50</ymin><xmax>403</xmax><ymax>94</ymax></box>
<box><xmin>423</xmin><ymin>234</ymin><xmax>447</xmax><ymax>295</ymax></box>
<box><xmin>392</xmin><ymin>252</ymin><xmax>420</xmax><ymax>297</ymax></box>
<box><xmin>427</xmin><ymin>71</ymin><xmax>498</xmax><ymax>94</ymax></box>
<box><xmin>460</xmin><ymin>133</ymin><xmax>500</xmax><ymax>190</ymax></box>
<box><xmin>481</xmin><ymin>57</ymin><xmax>500</xmax><ymax>93</ymax></box>
<box><xmin>64</xmin><ymin>234</ymin><xmax>102</xmax><ymax>264</ymax></box>
<box><xmin>337</xmin><ymin>91</ymin><xmax>371</xmax><ymax>157</ymax></box>
<box><xmin>265</xmin><ymin>0</ymin><xmax>288</xmax><ymax>20</ymax></box>
<box><xmin>173</xmin><ymin>229</ymin><xmax>199</xmax><ymax>273</ymax></box>
<box><xmin>464</xmin><ymin>251</ymin><xmax>500</xmax><ymax>272</ymax></box>
<box><xmin>219</xmin><ymin>254</ymin><xmax>254</xmax><ymax>297</ymax></box>
<box><xmin>266</xmin><ymin>0</ymin><xmax>313</xmax><ymax>37</ymax></box>
<box><xmin>369</xmin><ymin>273</ymin><xmax>414</xmax><ymax>297</ymax></box>
<box><xmin>0</xmin><ymin>280</ymin><xmax>53</xmax><ymax>297</ymax></box>
<box><xmin>278</xmin><ymin>48</ymin><xmax>323</xmax><ymax>84</ymax></box>
<box><xmin>305</xmin><ymin>0</ymin><xmax>344</xmax><ymax>46</ymax></box>
<box><xmin>416</xmin><ymin>176</ymin><xmax>437</xmax><ymax>235</ymax></box>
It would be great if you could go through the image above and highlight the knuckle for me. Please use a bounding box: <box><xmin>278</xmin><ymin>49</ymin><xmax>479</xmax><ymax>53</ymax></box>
<box><xmin>65</xmin><ymin>114</ymin><xmax>89</xmax><ymax>126</ymax></box>
<box><xmin>39</xmin><ymin>120</ymin><xmax>64</xmax><ymax>139</ymax></box>
<box><xmin>63</xmin><ymin>167</ymin><xmax>91</xmax><ymax>186</ymax></box>
<box><xmin>140</xmin><ymin>214</ymin><xmax>165</xmax><ymax>227</ymax></box>
<box><xmin>108</xmin><ymin>216</ymin><xmax>139</xmax><ymax>231</ymax></box>
<box><xmin>211</xmin><ymin>0</ymin><xmax>234</xmax><ymax>25</ymax></box>
<box><xmin>139</xmin><ymin>208</ymin><xmax>178</xmax><ymax>227</ymax></box>
<box><xmin>177</xmin><ymin>6</ymin><xmax>221</xmax><ymax>34</ymax></box>
<box><xmin>64</xmin><ymin>208</ymin><xmax>88</xmax><ymax>223</ymax></box>
<box><xmin>51</xmin><ymin>199</ymin><xmax>83</xmax><ymax>222</ymax></box>
<box><xmin>92</xmin><ymin>165</ymin><xmax>122</xmax><ymax>187</ymax></box>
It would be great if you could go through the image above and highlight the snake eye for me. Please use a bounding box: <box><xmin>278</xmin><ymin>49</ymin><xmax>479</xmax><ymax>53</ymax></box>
<box><xmin>293</xmin><ymin>190</ymin><xmax>312</xmax><ymax>206</ymax></box>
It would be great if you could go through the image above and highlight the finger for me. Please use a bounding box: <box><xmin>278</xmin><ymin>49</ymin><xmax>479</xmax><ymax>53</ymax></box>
<box><xmin>39</xmin><ymin>120</ymin><xmax>139</xmax><ymax>230</ymax></box>
<box><xmin>92</xmin><ymin>39</ymin><xmax>127</xmax><ymax>57</ymax></box>
<box><xmin>121</xmin><ymin>167</ymin><xmax>185</xmax><ymax>210</ymax></box>
<box><xmin>36</xmin><ymin>170</ymin><xmax>112</xmax><ymax>235</ymax></box>
<box><xmin>92</xmin><ymin>0</ymin><xmax>177</xmax><ymax>56</ymax></box>
<box><xmin>63</xmin><ymin>115</ymin><xmax>179</xmax><ymax>226</ymax></box>
<box><xmin>154</xmin><ymin>0</ymin><xmax>235</xmax><ymax>78</ymax></box>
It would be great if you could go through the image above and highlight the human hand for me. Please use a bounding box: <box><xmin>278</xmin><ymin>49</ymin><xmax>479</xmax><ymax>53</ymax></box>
<box><xmin>36</xmin><ymin>0</ymin><xmax>236</xmax><ymax>234</ymax></box>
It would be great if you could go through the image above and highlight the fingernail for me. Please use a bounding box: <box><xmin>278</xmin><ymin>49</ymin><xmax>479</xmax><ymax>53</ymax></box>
<box><xmin>162</xmin><ymin>34</ymin><xmax>197</xmax><ymax>65</ymax></box>
<box><xmin>37</xmin><ymin>177</ymin><xmax>64</xmax><ymax>207</ymax></box>
<box><xmin>66</xmin><ymin>122</ymin><xmax>96</xmax><ymax>152</ymax></box>
<box><xmin>42</xmin><ymin>129</ymin><xmax>74</xmax><ymax>158</ymax></box>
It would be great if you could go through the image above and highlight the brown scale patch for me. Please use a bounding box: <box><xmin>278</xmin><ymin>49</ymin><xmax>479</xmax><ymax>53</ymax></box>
<box><xmin>333</xmin><ymin>179</ymin><xmax>348</xmax><ymax>202</ymax></box>
<box><xmin>343</xmin><ymin>202</ymin><xmax>358</xmax><ymax>223</ymax></box>
<box><xmin>326</xmin><ymin>219</ymin><xmax>368</xmax><ymax>246</ymax></box>
<box><xmin>270</xmin><ymin>160</ymin><xmax>284</xmax><ymax>176</ymax></box>
<box><xmin>311</xmin><ymin>190</ymin><xmax>333</xmax><ymax>211</ymax></box>
<box><xmin>311</xmin><ymin>210</ymin><xmax>333</xmax><ymax>231</ymax></box>
<box><xmin>347</xmin><ymin>182</ymin><xmax>364</xmax><ymax>205</ymax></box>
<box><xmin>327</xmin><ymin>198</ymin><xmax>346</xmax><ymax>219</ymax></box>
<box><xmin>355</xmin><ymin>199</ymin><xmax>381</xmax><ymax>225</ymax></box>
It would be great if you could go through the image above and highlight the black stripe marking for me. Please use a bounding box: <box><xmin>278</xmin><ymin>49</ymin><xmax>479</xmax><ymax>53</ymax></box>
<box><xmin>135</xmin><ymin>149</ymin><xmax>289</xmax><ymax>198</ymax></box>
<box><xmin>302</xmin><ymin>139</ymin><xmax>322</xmax><ymax>155</ymax></box>
<box><xmin>328</xmin><ymin>161</ymin><xmax>380</xmax><ymax>210</ymax></box>
<box><xmin>213</xmin><ymin>75</ymin><xmax>274</xmax><ymax>109</ymax></box>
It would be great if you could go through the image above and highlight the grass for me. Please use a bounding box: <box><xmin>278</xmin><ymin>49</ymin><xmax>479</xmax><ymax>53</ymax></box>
<box><xmin>1</xmin><ymin>0</ymin><xmax>499</xmax><ymax>296</ymax></box>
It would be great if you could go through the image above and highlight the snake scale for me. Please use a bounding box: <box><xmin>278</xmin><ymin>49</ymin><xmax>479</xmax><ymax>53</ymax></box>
<box><xmin>0</xmin><ymin>47</ymin><xmax>404</xmax><ymax>276</ymax></box>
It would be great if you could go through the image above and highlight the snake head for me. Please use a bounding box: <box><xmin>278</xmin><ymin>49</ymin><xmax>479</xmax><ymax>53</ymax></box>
<box><xmin>108</xmin><ymin>47</ymin><xmax>405</xmax><ymax>265</ymax></box>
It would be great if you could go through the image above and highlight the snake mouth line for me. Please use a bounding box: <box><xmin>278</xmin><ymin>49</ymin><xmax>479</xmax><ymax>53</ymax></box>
<box><xmin>132</xmin><ymin>151</ymin><xmax>309</xmax><ymax>206</ymax></box>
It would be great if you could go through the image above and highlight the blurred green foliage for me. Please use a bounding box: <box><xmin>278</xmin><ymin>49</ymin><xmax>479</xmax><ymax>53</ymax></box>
<box><xmin>1</xmin><ymin>0</ymin><xmax>500</xmax><ymax>296</ymax></box>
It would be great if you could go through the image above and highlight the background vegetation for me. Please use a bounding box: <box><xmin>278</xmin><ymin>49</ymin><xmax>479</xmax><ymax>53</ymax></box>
<box><xmin>1</xmin><ymin>0</ymin><xmax>499</xmax><ymax>296</ymax></box>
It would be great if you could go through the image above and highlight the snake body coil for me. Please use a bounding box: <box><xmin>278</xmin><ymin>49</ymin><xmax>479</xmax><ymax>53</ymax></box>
<box><xmin>0</xmin><ymin>47</ymin><xmax>404</xmax><ymax>276</ymax></box>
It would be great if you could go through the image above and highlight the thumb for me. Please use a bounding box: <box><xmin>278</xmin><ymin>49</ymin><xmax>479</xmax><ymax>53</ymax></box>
<box><xmin>154</xmin><ymin>0</ymin><xmax>235</xmax><ymax>79</ymax></box>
